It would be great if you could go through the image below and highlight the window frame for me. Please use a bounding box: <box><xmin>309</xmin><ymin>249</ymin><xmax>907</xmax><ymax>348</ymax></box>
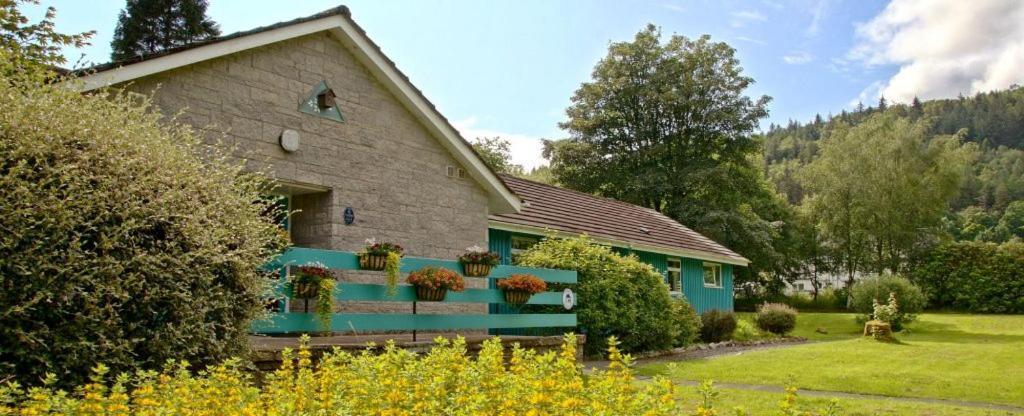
<box><xmin>666</xmin><ymin>257</ymin><xmax>682</xmax><ymax>294</ymax></box>
<box><xmin>509</xmin><ymin>235</ymin><xmax>539</xmax><ymax>263</ymax></box>
<box><xmin>702</xmin><ymin>262</ymin><xmax>723</xmax><ymax>288</ymax></box>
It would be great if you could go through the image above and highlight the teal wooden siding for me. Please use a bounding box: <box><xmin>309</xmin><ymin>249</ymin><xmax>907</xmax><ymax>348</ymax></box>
<box><xmin>488</xmin><ymin>228</ymin><xmax>734</xmax><ymax>313</ymax></box>
<box><xmin>681</xmin><ymin>259</ymin><xmax>733</xmax><ymax>313</ymax></box>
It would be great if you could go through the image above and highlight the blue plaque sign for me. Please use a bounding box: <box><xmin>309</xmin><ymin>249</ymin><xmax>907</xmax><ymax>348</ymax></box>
<box><xmin>343</xmin><ymin>207</ymin><xmax>355</xmax><ymax>225</ymax></box>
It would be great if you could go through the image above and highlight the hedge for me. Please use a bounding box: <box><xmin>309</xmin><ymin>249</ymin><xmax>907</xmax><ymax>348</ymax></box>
<box><xmin>911</xmin><ymin>241</ymin><xmax>1024</xmax><ymax>313</ymax></box>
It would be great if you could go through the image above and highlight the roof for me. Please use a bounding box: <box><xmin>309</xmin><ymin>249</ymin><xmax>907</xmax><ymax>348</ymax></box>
<box><xmin>489</xmin><ymin>175</ymin><xmax>749</xmax><ymax>266</ymax></box>
<box><xmin>72</xmin><ymin>6</ymin><xmax>522</xmax><ymax>215</ymax></box>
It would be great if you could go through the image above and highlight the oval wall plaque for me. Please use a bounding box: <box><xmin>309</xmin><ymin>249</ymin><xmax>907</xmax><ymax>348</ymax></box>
<box><xmin>343</xmin><ymin>207</ymin><xmax>355</xmax><ymax>225</ymax></box>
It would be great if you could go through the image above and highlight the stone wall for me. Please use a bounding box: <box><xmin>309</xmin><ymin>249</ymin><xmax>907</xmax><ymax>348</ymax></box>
<box><xmin>125</xmin><ymin>32</ymin><xmax>491</xmax><ymax>316</ymax></box>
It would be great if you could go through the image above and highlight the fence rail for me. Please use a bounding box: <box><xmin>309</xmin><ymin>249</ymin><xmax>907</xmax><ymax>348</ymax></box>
<box><xmin>251</xmin><ymin>247</ymin><xmax>578</xmax><ymax>334</ymax></box>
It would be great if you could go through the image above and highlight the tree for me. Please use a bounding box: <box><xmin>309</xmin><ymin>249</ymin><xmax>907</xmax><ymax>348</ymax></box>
<box><xmin>801</xmin><ymin>114</ymin><xmax>975</xmax><ymax>279</ymax></box>
<box><xmin>547</xmin><ymin>25</ymin><xmax>788</xmax><ymax>284</ymax></box>
<box><xmin>0</xmin><ymin>0</ymin><xmax>92</xmax><ymax>75</ymax></box>
<box><xmin>471</xmin><ymin>136</ymin><xmax>525</xmax><ymax>176</ymax></box>
<box><xmin>110</xmin><ymin>0</ymin><xmax>220</xmax><ymax>61</ymax></box>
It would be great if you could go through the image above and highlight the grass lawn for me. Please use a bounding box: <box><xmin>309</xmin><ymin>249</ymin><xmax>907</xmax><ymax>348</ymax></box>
<box><xmin>638</xmin><ymin>313</ymin><xmax>1024</xmax><ymax>408</ymax></box>
<box><xmin>672</xmin><ymin>384</ymin><xmax>1018</xmax><ymax>416</ymax></box>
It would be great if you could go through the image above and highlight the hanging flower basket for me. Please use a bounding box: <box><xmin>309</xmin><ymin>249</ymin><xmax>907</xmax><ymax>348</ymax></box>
<box><xmin>458</xmin><ymin>246</ymin><xmax>500</xmax><ymax>277</ymax></box>
<box><xmin>407</xmin><ymin>267</ymin><xmax>465</xmax><ymax>302</ymax></box>
<box><xmin>416</xmin><ymin>287</ymin><xmax>448</xmax><ymax>302</ymax></box>
<box><xmin>497</xmin><ymin>274</ymin><xmax>547</xmax><ymax>305</ymax></box>
<box><xmin>461</xmin><ymin>262</ymin><xmax>492</xmax><ymax>277</ymax></box>
<box><xmin>503</xmin><ymin>290</ymin><xmax>532</xmax><ymax>305</ymax></box>
<box><xmin>358</xmin><ymin>253</ymin><xmax>388</xmax><ymax>271</ymax></box>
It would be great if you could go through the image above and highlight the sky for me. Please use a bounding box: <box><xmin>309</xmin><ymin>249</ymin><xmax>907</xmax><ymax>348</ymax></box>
<box><xmin>26</xmin><ymin>0</ymin><xmax>1024</xmax><ymax>170</ymax></box>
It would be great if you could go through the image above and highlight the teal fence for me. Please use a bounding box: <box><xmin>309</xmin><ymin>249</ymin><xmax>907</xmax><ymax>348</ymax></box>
<box><xmin>251</xmin><ymin>247</ymin><xmax>578</xmax><ymax>334</ymax></box>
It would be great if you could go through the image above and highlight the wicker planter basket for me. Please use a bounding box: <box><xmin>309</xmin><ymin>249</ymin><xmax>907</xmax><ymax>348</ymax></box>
<box><xmin>359</xmin><ymin>254</ymin><xmax>388</xmax><ymax>271</ymax></box>
<box><xmin>415</xmin><ymin>287</ymin><xmax>447</xmax><ymax>302</ymax></box>
<box><xmin>291</xmin><ymin>281</ymin><xmax>319</xmax><ymax>299</ymax></box>
<box><xmin>461</xmin><ymin>263</ymin><xmax>492</xmax><ymax>277</ymax></box>
<box><xmin>503</xmin><ymin>290</ymin><xmax>532</xmax><ymax>305</ymax></box>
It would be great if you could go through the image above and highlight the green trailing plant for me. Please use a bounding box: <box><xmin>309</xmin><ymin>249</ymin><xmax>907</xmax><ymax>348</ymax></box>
<box><xmin>755</xmin><ymin>303</ymin><xmax>798</xmax><ymax>335</ymax></box>
<box><xmin>385</xmin><ymin>251</ymin><xmax>402</xmax><ymax>297</ymax></box>
<box><xmin>316</xmin><ymin>278</ymin><xmax>336</xmax><ymax>332</ymax></box>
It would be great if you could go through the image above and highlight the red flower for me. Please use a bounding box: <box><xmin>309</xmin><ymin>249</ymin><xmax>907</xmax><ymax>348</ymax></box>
<box><xmin>496</xmin><ymin>274</ymin><xmax>547</xmax><ymax>294</ymax></box>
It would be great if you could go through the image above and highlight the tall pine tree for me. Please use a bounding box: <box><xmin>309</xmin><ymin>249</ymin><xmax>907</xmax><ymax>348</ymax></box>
<box><xmin>111</xmin><ymin>0</ymin><xmax>220</xmax><ymax>61</ymax></box>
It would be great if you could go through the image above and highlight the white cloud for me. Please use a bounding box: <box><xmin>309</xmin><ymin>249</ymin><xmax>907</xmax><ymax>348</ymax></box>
<box><xmin>735</xmin><ymin>36</ymin><xmax>768</xmax><ymax>46</ymax></box>
<box><xmin>850</xmin><ymin>80</ymin><xmax>885</xmax><ymax>107</ymax></box>
<box><xmin>783</xmin><ymin>51</ymin><xmax>815</xmax><ymax>64</ymax></box>
<box><xmin>658</xmin><ymin>2</ymin><xmax>685</xmax><ymax>13</ymax></box>
<box><xmin>849</xmin><ymin>0</ymin><xmax>1024</xmax><ymax>103</ymax></box>
<box><xmin>807</xmin><ymin>0</ymin><xmax>832</xmax><ymax>36</ymax></box>
<box><xmin>731</xmin><ymin>10</ymin><xmax>767</xmax><ymax>27</ymax></box>
<box><xmin>452</xmin><ymin>117</ymin><xmax>548</xmax><ymax>171</ymax></box>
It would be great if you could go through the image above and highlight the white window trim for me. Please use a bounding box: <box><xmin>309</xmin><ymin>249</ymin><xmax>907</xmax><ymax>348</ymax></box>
<box><xmin>666</xmin><ymin>257</ymin><xmax>682</xmax><ymax>295</ymax></box>
<box><xmin>703</xmin><ymin>262</ymin><xmax>723</xmax><ymax>288</ymax></box>
<box><xmin>510</xmin><ymin>236</ymin><xmax>539</xmax><ymax>259</ymax></box>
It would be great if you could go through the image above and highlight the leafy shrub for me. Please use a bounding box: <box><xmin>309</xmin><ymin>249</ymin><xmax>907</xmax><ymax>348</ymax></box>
<box><xmin>0</xmin><ymin>334</ymin><xmax>685</xmax><ymax>415</ymax></box>
<box><xmin>849</xmin><ymin>273</ymin><xmax>926</xmax><ymax>331</ymax></box>
<box><xmin>699</xmin><ymin>310</ymin><xmax>737</xmax><ymax>343</ymax></box>
<box><xmin>732</xmin><ymin>319</ymin><xmax>767</xmax><ymax>341</ymax></box>
<box><xmin>755</xmin><ymin>303</ymin><xmax>798</xmax><ymax>335</ymax></box>
<box><xmin>911</xmin><ymin>241</ymin><xmax>1024</xmax><ymax>313</ymax></box>
<box><xmin>669</xmin><ymin>297</ymin><xmax>702</xmax><ymax>347</ymax></box>
<box><xmin>0</xmin><ymin>66</ymin><xmax>285</xmax><ymax>387</ymax></box>
<box><xmin>516</xmin><ymin>236</ymin><xmax>678</xmax><ymax>355</ymax></box>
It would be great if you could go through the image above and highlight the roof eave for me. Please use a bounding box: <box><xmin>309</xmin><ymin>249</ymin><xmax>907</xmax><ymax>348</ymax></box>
<box><xmin>488</xmin><ymin>220</ymin><xmax>750</xmax><ymax>266</ymax></box>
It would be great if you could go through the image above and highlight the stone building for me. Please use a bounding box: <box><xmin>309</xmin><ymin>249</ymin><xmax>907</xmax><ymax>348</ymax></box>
<box><xmin>77</xmin><ymin>6</ymin><xmax>746</xmax><ymax>320</ymax></box>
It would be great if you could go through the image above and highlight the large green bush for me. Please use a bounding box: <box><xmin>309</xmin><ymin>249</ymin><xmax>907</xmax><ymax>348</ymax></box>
<box><xmin>848</xmin><ymin>273</ymin><xmax>926</xmax><ymax>331</ymax></box>
<box><xmin>911</xmin><ymin>241</ymin><xmax>1024</xmax><ymax>314</ymax></box>
<box><xmin>0</xmin><ymin>66</ymin><xmax>286</xmax><ymax>387</ymax></box>
<box><xmin>669</xmin><ymin>297</ymin><xmax>702</xmax><ymax>347</ymax></box>
<box><xmin>516</xmin><ymin>236</ymin><xmax>681</xmax><ymax>355</ymax></box>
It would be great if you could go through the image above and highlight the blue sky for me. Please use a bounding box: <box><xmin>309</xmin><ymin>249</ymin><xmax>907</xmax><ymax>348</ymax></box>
<box><xmin>27</xmin><ymin>1</ymin><xmax>1024</xmax><ymax>169</ymax></box>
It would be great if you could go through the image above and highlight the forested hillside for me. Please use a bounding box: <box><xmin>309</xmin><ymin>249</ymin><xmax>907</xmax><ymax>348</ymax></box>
<box><xmin>764</xmin><ymin>86</ymin><xmax>1024</xmax><ymax>245</ymax></box>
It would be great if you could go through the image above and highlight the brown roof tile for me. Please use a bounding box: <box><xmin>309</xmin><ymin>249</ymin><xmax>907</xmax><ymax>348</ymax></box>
<box><xmin>490</xmin><ymin>175</ymin><xmax>748</xmax><ymax>265</ymax></box>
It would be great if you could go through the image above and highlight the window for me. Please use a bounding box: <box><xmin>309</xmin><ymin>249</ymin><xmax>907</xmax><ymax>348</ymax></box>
<box><xmin>510</xmin><ymin>236</ymin><xmax>539</xmax><ymax>264</ymax></box>
<box><xmin>703</xmin><ymin>263</ymin><xmax>723</xmax><ymax>288</ymax></box>
<box><xmin>666</xmin><ymin>258</ymin><xmax>682</xmax><ymax>292</ymax></box>
<box><xmin>795</xmin><ymin>283</ymin><xmax>805</xmax><ymax>291</ymax></box>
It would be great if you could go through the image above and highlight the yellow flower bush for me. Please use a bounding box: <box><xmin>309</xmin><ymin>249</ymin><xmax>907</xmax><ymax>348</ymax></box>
<box><xmin>0</xmin><ymin>334</ymin><xmax>680</xmax><ymax>416</ymax></box>
<box><xmin>0</xmin><ymin>333</ymin><xmax>841</xmax><ymax>416</ymax></box>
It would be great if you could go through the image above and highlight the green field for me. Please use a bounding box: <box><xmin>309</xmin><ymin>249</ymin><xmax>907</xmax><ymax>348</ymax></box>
<box><xmin>638</xmin><ymin>313</ymin><xmax>1024</xmax><ymax>413</ymax></box>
